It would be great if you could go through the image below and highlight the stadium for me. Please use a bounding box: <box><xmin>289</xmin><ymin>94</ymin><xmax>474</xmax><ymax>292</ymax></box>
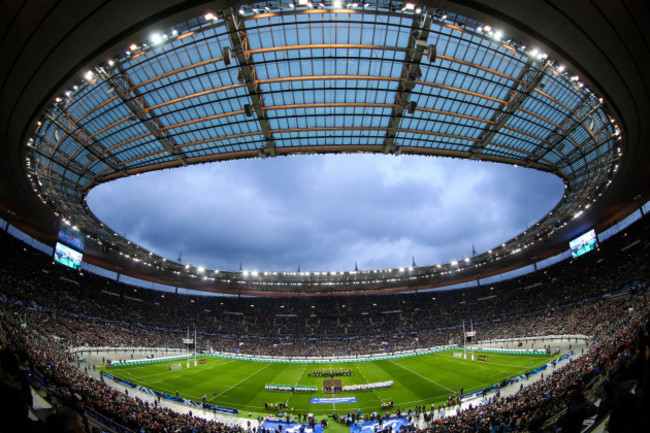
<box><xmin>0</xmin><ymin>1</ymin><xmax>649</xmax><ymax>432</ymax></box>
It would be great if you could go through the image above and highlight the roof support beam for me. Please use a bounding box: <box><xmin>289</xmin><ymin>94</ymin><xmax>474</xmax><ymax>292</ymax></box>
<box><xmin>532</xmin><ymin>100</ymin><xmax>604</xmax><ymax>170</ymax></box>
<box><xmin>96</xmin><ymin>66</ymin><xmax>188</xmax><ymax>167</ymax></box>
<box><xmin>383</xmin><ymin>10</ymin><xmax>435</xmax><ymax>154</ymax></box>
<box><xmin>223</xmin><ymin>8</ymin><xmax>276</xmax><ymax>157</ymax></box>
<box><xmin>45</xmin><ymin>111</ymin><xmax>126</xmax><ymax>176</ymax></box>
<box><xmin>31</xmin><ymin>137</ymin><xmax>75</xmax><ymax>174</ymax></box>
<box><xmin>44</xmin><ymin>111</ymin><xmax>124</xmax><ymax>177</ymax></box>
<box><xmin>471</xmin><ymin>60</ymin><xmax>551</xmax><ymax>159</ymax></box>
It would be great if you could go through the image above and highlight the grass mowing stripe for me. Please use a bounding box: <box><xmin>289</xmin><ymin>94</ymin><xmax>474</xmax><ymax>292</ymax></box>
<box><xmin>387</xmin><ymin>359</ymin><xmax>455</xmax><ymax>393</ymax></box>
<box><xmin>102</xmin><ymin>350</ymin><xmax>560</xmax><ymax>414</ymax></box>
<box><xmin>428</xmin><ymin>351</ymin><xmax>548</xmax><ymax>370</ymax></box>
<box><xmin>209</xmin><ymin>362</ymin><xmax>273</xmax><ymax>402</ymax></box>
<box><xmin>354</xmin><ymin>363</ymin><xmax>382</xmax><ymax>405</ymax></box>
<box><xmin>286</xmin><ymin>363</ymin><xmax>308</xmax><ymax>408</ymax></box>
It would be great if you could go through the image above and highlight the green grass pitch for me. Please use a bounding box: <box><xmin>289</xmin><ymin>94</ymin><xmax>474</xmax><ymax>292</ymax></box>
<box><xmin>102</xmin><ymin>350</ymin><xmax>555</xmax><ymax>416</ymax></box>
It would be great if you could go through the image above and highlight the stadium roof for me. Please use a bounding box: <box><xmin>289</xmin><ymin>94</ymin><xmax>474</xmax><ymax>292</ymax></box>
<box><xmin>1</xmin><ymin>0</ymin><xmax>649</xmax><ymax>296</ymax></box>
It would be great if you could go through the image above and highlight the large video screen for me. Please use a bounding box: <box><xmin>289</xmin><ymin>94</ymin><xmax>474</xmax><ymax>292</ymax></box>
<box><xmin>569</xmin><ymin>229</ymin><xmax>598</xmax><ymax>258</ymax></box>
<box><xmin>58</xmin><ymin>225</ymin><xmax>84</xmax><ymax>251</ymax></box>
<box><xmin>54</xmin><ymin>242</ymin><xmax>83</xmax><ymax>270</ymax></box>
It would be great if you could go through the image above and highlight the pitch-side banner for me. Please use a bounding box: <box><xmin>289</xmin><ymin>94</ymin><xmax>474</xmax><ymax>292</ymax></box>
<box><xmin>182</xmin><ymin>338</ymin><xmax>194</xmax><ymax>344</ymax></box>
<box><xmin>310</xmin><ymin>397</ymin><xmax>357</xmax><ymax>404</ymax></box>
<box><xmin>464</xmin><ymin>331</ymin><xmax>476</xmax><ymax>337</ymax></box>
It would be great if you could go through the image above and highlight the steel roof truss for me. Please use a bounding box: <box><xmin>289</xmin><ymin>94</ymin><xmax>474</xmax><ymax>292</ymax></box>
<box><xmin>44</xmin><ymin>112</ymin><xmax>123</xmax><ymax>177</ymax></box>
<box><xmin>224</xmin><ymin>8</ymin><xmax>276</xmax><ymax>157</ymax></box>
<box><xmin>383</xmin><ymin>10</ymin><xmax>435</xmax><ymax>154</ymax></box>
<box><xmin>471</xmin><ymin>60</ymin><xmax>551</xmax><ymax>159</ymax></box>
<box><xmin>534</xmin><ymin>99</ymin><xmax>604</xmax><ymax>170</ymax></box>
<box><xmin>96</xmin><ymin>66</ymin><xmax>188</xmax><ymax>167</ymax></box>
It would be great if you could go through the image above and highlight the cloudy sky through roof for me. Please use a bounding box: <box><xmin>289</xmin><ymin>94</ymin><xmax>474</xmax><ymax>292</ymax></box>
<box><xmin>87</xmin><ymin>154</ymin><xmax>564</xmax><ymax>273</ymax></box>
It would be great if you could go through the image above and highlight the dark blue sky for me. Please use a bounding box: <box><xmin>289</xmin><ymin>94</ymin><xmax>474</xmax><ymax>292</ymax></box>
<box><xmin>87</xmin><ymin>154</ymin><xmax>564</xmax><ymax>272</ymax></box>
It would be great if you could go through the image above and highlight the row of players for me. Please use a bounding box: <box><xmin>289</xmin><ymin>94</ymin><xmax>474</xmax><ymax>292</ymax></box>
<box><xmin>308</xmin><ymin>367</ymin><xmax>353</xmax><ymax>377</ymax></box>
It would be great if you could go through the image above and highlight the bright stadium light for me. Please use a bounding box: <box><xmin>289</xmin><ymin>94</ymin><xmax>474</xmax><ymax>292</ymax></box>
<box><xmin>149</xmin><ymin>33</ymin><xmax>163</xmax><ymax>45</ymax></box>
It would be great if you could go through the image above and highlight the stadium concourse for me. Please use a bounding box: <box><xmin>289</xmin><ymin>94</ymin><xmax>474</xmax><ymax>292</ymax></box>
<box><xmin>0</xmin><ymin>204</ymin><xmax>649</xmax><ymax>432</ymax></box>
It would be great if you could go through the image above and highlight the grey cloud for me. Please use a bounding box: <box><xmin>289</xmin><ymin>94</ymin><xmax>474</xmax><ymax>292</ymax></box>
<box><xmin>87</xmin><ymin>154</ymin><xmax>563</xmax><ymax>272</ymax></box>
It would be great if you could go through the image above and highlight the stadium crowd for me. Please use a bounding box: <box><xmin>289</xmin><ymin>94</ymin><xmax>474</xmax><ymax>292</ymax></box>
<box><xmin>420</xmin><ymin>291</ymin><xmax>650</xmax><ymax>432</ymax></box>
<box><xmin>1</xmin><ymin>215</ymin><xmax>647</xmax><ymax>350</ymax></box>
<box><xmin>0</xmin><ymin>212</ymin><xmax>648</xmax><ymax>432</ymax></box>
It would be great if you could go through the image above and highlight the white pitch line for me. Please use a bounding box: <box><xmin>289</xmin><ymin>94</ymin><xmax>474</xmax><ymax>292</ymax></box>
<box><xmin>285</xmin><ymin>363</ymin><xmax>308</xmax><ymax>407</ymax></box>
<box><xmin>355</xmin><ymin>364</ymin><xmax>383</xmax><ymax>404</ymax></box>
<box><xmin>209</xmin><ymin>362</ymin><xmax>273</xmax><ymax>401</ymax></box>
<box><xmin>388</xmin><ymin>360</ymin><xmax>455</xmax><ymax>393</ymax></box>
<box><xmin>432</xmin><ymin>352</ymin><xmax>540</xmax><ymax>370</ymax></box>
<box><xmin>138</xmin><ymin>362</ymin><xmax>216</xmax><ymax>381</ymax></box>
<box><xmin>294</xmin><ymin>363</ymin><xmax>307</xmax><ymax>386</ymax></box>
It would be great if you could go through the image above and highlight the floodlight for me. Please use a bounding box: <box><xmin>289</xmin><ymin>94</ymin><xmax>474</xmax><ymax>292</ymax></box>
<box><xmin>149</xmin><ymin>33</ymin><xmax>163</xmax><ymax>45</ymax></box>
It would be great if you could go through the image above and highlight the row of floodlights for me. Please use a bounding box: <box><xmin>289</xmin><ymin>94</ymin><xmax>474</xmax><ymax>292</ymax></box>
<box><xmin>205</xmin><ymin>2</ymin><xmax>429</xmax><ymax>16</ymax></box>
<box><xmin>47</xmin><ymin>161</ymin><xmax>610</xmax><ymax>280</ymax></box>
<box><xmin>32</xmin><ymin>171</ymin><xmax>619</xmax><ymax>288</ymax></box>
<box><xmin>66</xmin><ymin>199</ymin><xmax>599</xmax><ymax>286</ymax></box>
<box><xmin>128</xmin><ymin>255</ymin><xmax>483</xmax><ymax>279</ymax></box>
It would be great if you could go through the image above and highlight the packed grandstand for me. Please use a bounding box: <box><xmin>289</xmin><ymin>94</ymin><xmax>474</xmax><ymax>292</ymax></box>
<box><xmin>1</xmin><ymin>204</ymin><xmax>649</xmax><ymax>432</ymax></box>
